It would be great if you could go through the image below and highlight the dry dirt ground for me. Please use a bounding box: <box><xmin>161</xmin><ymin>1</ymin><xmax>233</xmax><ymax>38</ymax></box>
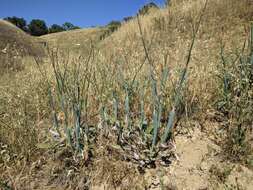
<box><xmin>158</xmin><ymin>126</ymin><xmax>253</xmax><ymax>190</ymax></box>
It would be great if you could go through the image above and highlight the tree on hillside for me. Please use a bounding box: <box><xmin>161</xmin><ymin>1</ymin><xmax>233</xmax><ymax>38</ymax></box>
<box><xmin>107</xmin><ymin>21</ymin><xmax>121</xmax><ymax>32</ymax></box>
<box><xmin>138</xmin><ymin>2</ymin><xmax>159</xmax><ymax>15</ymax></box>
<box><xmin>100</xmin><ymin>20</ymin><xmax>122</xmax><ymax>40</ymax></box>
<box><xmin>28</xmin><ymin>19</ymin><xmax>48</xmax><ymax>36</ymax></box>
<box><xmin>165</xmin><ymin>0</ymin><xmax>171</xmax><ymax>6</ymax></box>
<box><xmin>3</xmin><ymin>17</ymin><xmax>80</xmax><ymax>35</ymax></box>
<box><xmin>123</xmin><ymin>16</ymin><xmax>133</xmax><ymax>22</ymax></box>
<box><xmin>49</xmin><ymin>24</ymin><xmax>65</xmax><ymax>33</ymax></box>
<box><xmin>62</xmin><ymin>22</ymin><xmax>80</xmax><ymax>31</ymax></box>
<box><xmin>4</xmin><ymin>16</ymin><xmax>28</xmax><ymax>32</ymax></box>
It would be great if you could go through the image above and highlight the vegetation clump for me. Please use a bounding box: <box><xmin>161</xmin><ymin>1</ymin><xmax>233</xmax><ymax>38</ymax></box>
<box><xmin>138</xmin><ymin>2</ymin><xmax>159</xmax><ymax>15</ymax></box>
<box><xmin>4</xmin><ymin>16</ymin><xmax>80</xmax><ymax>36</ymax></box>
<box><xmin>100</xmin><ymin>20</ymin><xmax>122</xmax><ymax>40</ymax></box>
<box><xmin>217</xmin><ymin>27</ymin><xmax>253</xmax><ymax>165</ymax></box>
<box><xmin>1</xmin><ymin>0</ymin><xmax>253</xmax><ymax>189</ymax></box>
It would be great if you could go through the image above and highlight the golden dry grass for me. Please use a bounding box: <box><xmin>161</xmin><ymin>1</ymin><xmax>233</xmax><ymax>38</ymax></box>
<box><xmin>40</xmin><ymin>27</ymin><xmax>107</xmax><ymax>54</ymax></box>
<box><xmin>0</xmin><ymin>20</ymin><xmax>45</xmax><ymax>72</ymax></box>
<box><xmin>0</xmin><ymin>0</ymin><xmax>251</xmax><ymax>160</ymax></box>
<box><xmin>95</xmin><ymin>0</ymin><xmax>253</xmax><ymax>113</ymax></box>
<box><xmin>0</xmin><ymin>20</ymin><xmax>45</xmax><ymax>56</ymax></box>
<box><xmin>0</xmin><ymin>0</ymin><xmax>253</xmax><ymax>189</ymax></box>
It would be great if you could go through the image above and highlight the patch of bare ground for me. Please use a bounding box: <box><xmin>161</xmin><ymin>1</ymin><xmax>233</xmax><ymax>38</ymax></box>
<box><xmin>160</xmin><ymin>122</ymin><xmax>253</xmax><ymax>190</ymax></box>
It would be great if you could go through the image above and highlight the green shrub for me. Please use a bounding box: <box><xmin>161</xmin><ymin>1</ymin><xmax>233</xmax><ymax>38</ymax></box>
<box><xmin>4</xmin><ymin>16</ymin><xmax>28</xmax><ymax>32</ymax></box>
<box><xmin>28</xmin><ymin>19</ymin><xmax>48</xmax><ymax>36</ymax></box>
<box><xmin>100</xmin><ymin>21</ymin><xmax>121</xmax><ymax>40</ymax></box>
<box><xmin>49</xmin><ymin>24</ymin><xmax>65</xmax><ymax>33</ymax></box>
<box><xmin>107</xmin><ymin>21</ymin><xmax>121</xmax><ymax>32</ymax></box>
<box><xmin>138</xmin><ymin>2</ymin><xmax>159</xmax><ymax>16</ymax></box>
<box><xmin>217</xmin><ymin>24</ymin><xmax>253</xmax><ymax>164</ymax></box>
<box><xmin>123</xmin><ymin>16</ymin><xmax>133</xmax><ymax>22</ymax></box>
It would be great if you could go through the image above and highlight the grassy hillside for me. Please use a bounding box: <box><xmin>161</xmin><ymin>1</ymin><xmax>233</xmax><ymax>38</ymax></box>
<box><xmin>40</xmin><ymin>27</ymin><xmax>107</xmax><ymax>53</ymax></box>
<box><xmin>98</xmin><ymin>0</ymin><xmax>252</xmax><ymax>108</ymax></box>
<box><xmin>0</xmin><ymin>20</ymin><xmax>45</xmax><ymax>72</ymax></box>
<box><xmin>0</xmin><ymin>0</ymin><xmax>253</xmax><ymax>189</ymax></box>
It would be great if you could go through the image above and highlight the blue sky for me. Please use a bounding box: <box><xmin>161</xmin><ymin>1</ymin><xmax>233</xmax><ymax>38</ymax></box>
<box><xmin>0</xmin><ymin>0</ymin><xmax>165</xmax><ymax>28</ymax></box>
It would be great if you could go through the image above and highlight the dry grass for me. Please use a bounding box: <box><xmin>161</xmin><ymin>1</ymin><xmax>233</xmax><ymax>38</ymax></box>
<box><xmin>1</xmin><ymin>0</ymin><xmax>253</xmax><ymax>189</ymax></box>
<box><xmin>97</xmin><ymin>0</ymin><xmax>253</xmax><ymax>114</ymax></box>
<box><xmin>0</xmin><ymin>60</ymin><xmax>49</xmax><ymax>156</ymax></box>
<box><xmin>40</xmin><ymin>27</ymin><xmax>107</xmax><ymax>54</ymax></box>
<box><xmin>0</xmin><ymin>20</ymin><xmax>45</xmax><ymax>72</ymax></box>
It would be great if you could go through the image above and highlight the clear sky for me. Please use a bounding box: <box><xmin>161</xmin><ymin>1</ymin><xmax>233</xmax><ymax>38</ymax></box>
<box><xmin>0</xmin><ymin>0</ymin><xmax>165</xmax><ymax>28</ymax></box>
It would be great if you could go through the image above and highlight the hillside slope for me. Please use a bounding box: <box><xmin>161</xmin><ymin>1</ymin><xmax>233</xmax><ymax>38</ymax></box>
<box><xmin>0</xmin><ymin>20</ymin><xmax>45</xmax><ymax>56</ymax></box>
<box><xmin>40</xmin><ymin>27</ymin><xmax>107</xmax><ymax>53</ymax></box>
<box><xmin>97</xmin><ymin>0</ymin><xmax>253</xmax><ymax>110</ymax></box>
<box><xmin>0</xmin><ymin>20</ymin><xmax>45</xmax><ymax>71</ymax></box>
<box><xmin>1</xmin><ymin>0</ymin><xmax>253</xmax><ymax>189</ymax></box>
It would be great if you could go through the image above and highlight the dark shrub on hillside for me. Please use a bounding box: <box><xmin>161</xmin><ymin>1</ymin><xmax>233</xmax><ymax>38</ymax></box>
<box><xmin>107</xmin><ymin>21</ymin><xmax>121</xmax><ymax>33</ymax></box>
<box><xmin>4</xmin><ymin>16</ymin><xmax>28</xmax><ymax>32</ymax></box>
<box><xmin>138</xmin><ymin>2</ymin><xmax>159</xmax><ymax>15</ymax></box>
<box><xmin>62</xmin><ymin>22</ymin><xmax>80</xmax><ymax>31</ymax></box>
<box><xmin>99</xmin><ymin>21</ymin><xmax>122</xmax><ymax>40</ymax></box>
<box><xmin>49</xmin><ymin>24</ymin><xmax>65</xmax><ymax>33</ymax></box>
<box><xmin>28</xmin><ymin>19</ymin><xmax>48</xmax><ymax>36</ymax></box>
<box><xmin>166</xmin><ymin>0</ymin><xmax>171</xmax><ymax>6</ymax></box>
<box><xmin>123</xmin><ymin>16</ymin><xmax>133</xmax><ymax>22</ymax></box>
